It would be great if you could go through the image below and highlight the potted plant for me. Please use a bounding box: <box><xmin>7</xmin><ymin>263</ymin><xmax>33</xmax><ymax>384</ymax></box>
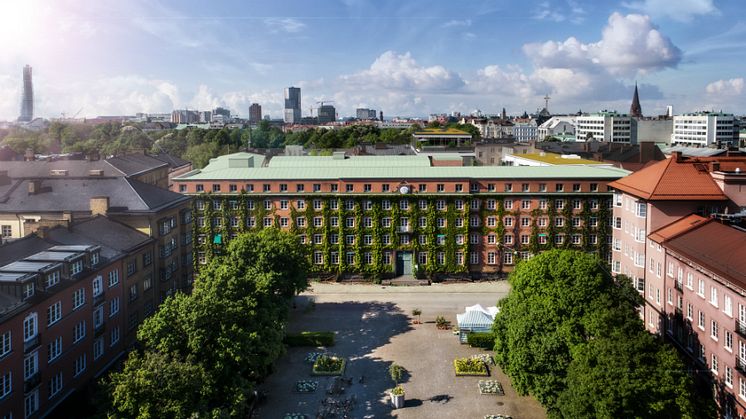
<box><xmin>435</xmin><ymin>315</ymin><xmax>449</xmax><ymax>330</ymax></box>
<box><xmin>412</xmin><ymin>308</ymin><xmax>422</xmax><ymax>324</ymax></box>
<box><xmin>389</xmin><ymin>363</ymin><xmax>405</xmax><ymax>409</ymax></box>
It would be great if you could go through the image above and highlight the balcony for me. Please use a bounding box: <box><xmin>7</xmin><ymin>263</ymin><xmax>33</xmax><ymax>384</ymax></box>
<box><xmin>737</xmin><ymin>358</ymin><xmax>746</xmax><ymax>375</ymax></box>
<box><xmin>674</xmin><ymin>281</ymin><xmax>683</xmax><ymax>292</ymax></box>
<box><xmin>736</xmin><ymin>320</ymin><xmax>746</xmax><ymax>338</ymax></box>
<box><xmin>23</xmin><ymin>335</ymin><xmax>40</xmax><ymax>354</ymax></box>
<box><xmin>93</xmin><ymin>291</ymin><xmax>105</xmax><ymax>306</ymax></box>
<box><xmin>24</xmin><ymin>372</ymin><xmax>41</xmax><ymax>393</ymax></box>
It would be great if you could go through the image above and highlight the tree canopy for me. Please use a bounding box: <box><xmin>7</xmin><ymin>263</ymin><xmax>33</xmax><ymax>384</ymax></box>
<box><xmin>106</xmin><ymin>228</ymin><xmax>309</xmax><ymax>417</ymax></box>
<box><xmin>493</xmin><ymin>249</ymin><xmax>711</xmax><ymax>418</ymax></box>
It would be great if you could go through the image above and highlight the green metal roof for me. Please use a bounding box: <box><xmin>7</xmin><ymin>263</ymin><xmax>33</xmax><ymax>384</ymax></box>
<box><xmin>267</xmin><ymin>155</ymin><xmax>431</xmax><ymax>168</ymax></box>
<box><xmin>175</xmin><ymin>153</ymin><xmax>630</xmax><ymax>181</ymax></box>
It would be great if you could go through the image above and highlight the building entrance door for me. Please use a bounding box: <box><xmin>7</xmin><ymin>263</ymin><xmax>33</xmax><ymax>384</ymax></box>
<box><xmin>396</xmin><ymin>252</ymin><xmax>413</xmax><ymax>276</ymax></box>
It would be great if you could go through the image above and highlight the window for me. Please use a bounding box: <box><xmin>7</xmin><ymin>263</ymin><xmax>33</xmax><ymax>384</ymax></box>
<box><xmin>0</xmin><ymin>331</ymin><xmax>9</xmax><ymax>359</ymax></box>
<box><xmin>23</xmin><ymin>281</ymin><xmax>34</xmax><ymax>300</ymax></box>
<box><xmin>331</xmin><ymin>184</ymin><xmax>339</xmax><ymax>192</ymax></box>
<box><xmin>93</xmin><ymin>304</ymin><xmax>104</xmax><ymax>329</ymax></box>
<box><xmin>280</xmin><ymin>217</ymin><xmax>289</xmax><ymax>227</ymax></box>
<box><xmin>555</xmin><ymin>183</ymin><xmax>564</xmax><ymax>192</ymax></box>
<box><xmin>726</xmin><ymin>366</ymin><xmax>733</xmax><ymax>387</ymax></box>
<box><xmin>698</xmin><ymin>279</ymin><xmax>705</xmax><ymax>297</ymax></box>
<box><xmin>0</xmin><ymin>225</ymin><xmax>11</xmax><ymax>238</ymax></box>
<box><xmin>572</xmin><ymin>183</ymin><xmax>581</xmax><ymax>192</ymax></box>
<box><xmin>504</xmin><ymin>183</ymin><xmax>513</xmax><ymax>192</ymax></box>
<box><xmin>726</xmin><ymin>330</ymin><xmax>733</xmax><ymax>351</ymax></box>
<box><xmin>725</xmin><ymin>295</ymin><xmax>733</xmax><ymax>317</ymax></box>
<box><xmin>698</xmin><ymin>311</ymin><xmax>705</xmax><ymax>330</ymax></box>
<box><xmin>74</xmin><ymin>354</ymin><xmax>86</xmax><ymax>377</ymax></box>
<box><xmin>455</xmin><ymin>184</ymin><xmax>463</xmax><ymax>192</ymax></box>
<box><xmin>46</xmin><ymin>271</ymin><xmax>60</xmax><ymax>288</ymax></box>
<box><xmin>313</xmin><ymin>183</ymin><xmax>321</xmax><ymax>192</ymax></box>
<box><xmin>345</xmin><ymin>184</ymin><xmax>354</xmax><ymax>193</ymax></box>
<box><xmin>111</xmin><ymin>296</ymin><xmax>121</xmax><ymax>316</ymax></box>
<box><xmin>47</xmin><ymin>301</ymin><xmax>62</xmax><ymax>326</ymax></box>
<box><xmin>212</xmin><ymin>183</ymin><xmax>221</xmax><ymax>193</ymax></box>
<box><xmin>345</xmin><ymin>217</ymin><xmax>355</xmax><ymax>228</ymax></box>
<box><xmin>196</xmin><ymin>184</ymin><xmax>204</xmax><ymax>192</ymax></box>
<box><xmin>108</xmin><ymin>269</ymin><xmax>119</xmax><ymax>287</ymax></box>
<box><xmin>469</xmin><ymin>252</ymin><xmax>479</xmax><ymax>265</ymax></box>
<box><xmin>263</xmin><ymin>217</ymin><xmax>273</xmax><ymax>227</ymax></box>
<box><xmin>382</xmin><ymin>184</ymin><xmax>390</xmax><ymax>192</ymax></box>
<box><xmin>129</xmin><ymin>283</ymin><xmax>138</xmax><ymax>302</ymax></box>
<box><xmin>47</xmin><ymin>336</ymin><xmax>62</xmax><ymax>363</ymax></box>
<box><xmin>487</xmin><ymin>252</ymin><xmax>496</xmax><ymax>265</ymax></box>
<box><xmin>73</xmin><ymin>288</ymin><xmax>85</xmax><ymax>310</ymax></box>
<box><xmin>330</xmin><ymin>252</ymin><xmax>339</xmax><ymax>265</ymax></box>
<box><xmin>0</xmin><ymin>372</ymin><xmax>11</xmax><ymax>400</ymax></box>
<box><xmin>24</xmin><ymin>350</ymin><xmax>38</xmax><ymax>381</ymax></box>
<box><xmin>711</xmin><ymin>287</ymin><xmax>719</xmax><ymax>307</ymax></box>
<box><xmin>686</xmin><ymin>272</ymin><xmax>693</xmax><ymax>289</ymax></box>
<box><xmin>74</xmin><ymin>320</ymin><xmax>86</xmax><ymax>343</ymax></box>
<box><xmin>93</xmin><ymin>336</ymin><xmax>104</xmax><ymax>360</ymax></box>
<box><xmin>110</xmin><ymin>326</ymin><xmax>120</xmax><ymax>346</ymax></box>
<box><xmin>296</xmin><ymin>184</ymin><xmax>305</xmax><ymax>192</ymax></box>
<box><xmin>437</xmin><ymin>184</ymin><xmax>444</xmax><ymax>192</ymax></box>
<box><xmin>712</xmin><ymin>320</ymin><xmax>719</xmax><ymax>341</ymax></box>
<box><xmin>503</xmin><ymin>251</ymin><xmax>514</xmax><ymax>265</ymax></box>
<box><xmin>24</xmin><ymin>313</ymin><xmax>37</xmax><ymax>342</ymax></box>
<box><xmin>71</xmin><ymin>259</ymin><xmax>83</xmax><ymax>276</ymax></box>
<box><xmin>279</xmin><ymin>183</ymin><xmax>288</xmax><ymax>192</ymax></box>
<box><xmin>504</xmin><ymin>199</ymin><xmax>513</xmax><ymax>210</ymax></box>
<box><xmin>48</xmin><ymin>371</ymin><xmax>63</xmax><ymax>398</ymax></box>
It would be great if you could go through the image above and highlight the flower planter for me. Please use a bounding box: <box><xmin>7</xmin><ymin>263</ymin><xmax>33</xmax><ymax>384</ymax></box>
<box><xmin>391</xmin><ymin>392</ymin><xmax>405</xmax><ymax>409</ymax></box>
<box><xmin>478</xmin><ymin>380</ymin><xmax>504</xmax><ymax>395</ymax></box>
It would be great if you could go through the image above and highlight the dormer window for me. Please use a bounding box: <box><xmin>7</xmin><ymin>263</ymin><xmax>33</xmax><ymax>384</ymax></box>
<box><xmin>91</xmin><ymin>252</ymin><xmax>100</xmax><ymax>266</ymax></box>
<box><xmin>71</xmin><ymin>260</ymin><xmax>83</xmax><ymax>275</ymax></box>
<box><xmin>46</xmin><ymin>271</ymin><xmax>60</xmax><ymax>288</ymax></box>
<box><xmin>23</xmin><ymin>282</ymin><xmax>34</xmax><ymax>299</ymax></box>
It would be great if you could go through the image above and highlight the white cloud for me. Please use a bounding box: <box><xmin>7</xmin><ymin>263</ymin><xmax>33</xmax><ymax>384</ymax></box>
<box><xmin>705</xmin><ymin>78</ymin><xmax>744</xmax><ymax>96</ymax></box>
<box><xmin>340</xmin><ymin>51</ymin><xmax>465</xmax><ymax>92</ymax></box>
<box><xmin>623</xmin><ymin>0</ymin><xmax>717</xmax><ymax>22</ymax></box>
<box><xmin>524</xmin><ymin>13</ymin><xmax>681</xmax><ymax>77</ymax></box>
<box><xmin>534</xmin><ymin>0</ymin><xmax>586</xmax><ymax>24</ymax></box>
<box><xmin>264</xmin><ymin>18</ymin><xmax>306</xmax><ymax>33</ymax></box>
<box><xmin>442</xmin><ymin>19</ymin><xmax>471</xmax><ymax>28</ymax></box>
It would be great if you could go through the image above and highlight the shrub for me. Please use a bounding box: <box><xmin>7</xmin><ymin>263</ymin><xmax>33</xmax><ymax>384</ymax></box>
<box><xmin>467</xmin><ymin>332</ymin><xmax>495</xmax><ymax>349</ymax></box>
<box><xmin>389</xmin><ymin>363</ymin><xmax>405</xmax><ymax>384</ymax></box>
<box><xmin>391</xmin><ymin>385</ymin><xmax>405</xmax><ymax>396</ymax></box>
<box><xmin>454</xmin><ymin>357</ymin><xmax>489</xmax><ymax>376</ymax></box>
<box><xmin>284</xmin><ymin>331</ymin><xmax>335</xmax><ymax>347</ymax></box>
<box><xmin>435</xmin><ymin>316</ymin><xmax>449</xmax><ymax>329</ymax></box>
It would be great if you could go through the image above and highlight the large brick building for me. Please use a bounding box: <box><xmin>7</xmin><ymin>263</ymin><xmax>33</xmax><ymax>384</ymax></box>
<box><xmin>0</xmin><ymin>216</ymin><xmax>159</xmax><ymax>418</ymax></box>
<box><xmin>609</xmin><ymin>152</ymin><xmax>746</xmax><ymax>417</ymax></box>
<box><xmin>174</xmin><ymin>152</ymin><xmax>628</xmax><ymax>278</ymax></box>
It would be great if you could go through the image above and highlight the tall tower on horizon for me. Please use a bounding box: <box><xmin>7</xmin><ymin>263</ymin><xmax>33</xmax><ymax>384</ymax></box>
<box><xmin>283</xmin><ymin>87</ymin><xmax>301</xmax><ymax>124</ymax></box>
<box><xmin>18</xmin><ymin>65</ymin><xmax>33</xmax><ymax>122</ymax></box>
<box><xmin>630</xmin><ymin>83</ymin><xmax>642</xmax><ymax>118</ymax></box>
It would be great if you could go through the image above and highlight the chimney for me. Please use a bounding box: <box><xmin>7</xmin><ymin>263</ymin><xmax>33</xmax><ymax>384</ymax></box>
<box><xmin>28</xmin><ymin>180</ymin><xmax>41</xmax><ymax>195</ymax></box>
<box><xmin>90</xmin><ymin>196</ymin><xmax>109</xmax><ymax>216</ymax></box>
<box><xmin>711</xmin><ymin>162</ymin><xmax>721</xmax><ymax>172</ymax></box>
<box><xmin>672</xmin><ymin>151</ymin><xmax>683</xmax><ymax>162</ymax></box>
<box><xmin>62</xmin><ymin>211</ymin><xmax>73</xmax><ymax>231</ymax></box>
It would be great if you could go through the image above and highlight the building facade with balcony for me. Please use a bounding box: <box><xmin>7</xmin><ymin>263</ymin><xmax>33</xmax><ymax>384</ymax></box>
<box><xmin>174</xmin><ymin>152</ymin><xmax>629</xmax><ymax>278</ymax></box>
<box><xmin>608</xmin><ymin>152</ymin><xmax>746</xmax><ymax>417</ymax></box>
<box><xmin>0</xmin><ymin>215</ymin><xmax>157</xmax><ymax>418</ymax></box>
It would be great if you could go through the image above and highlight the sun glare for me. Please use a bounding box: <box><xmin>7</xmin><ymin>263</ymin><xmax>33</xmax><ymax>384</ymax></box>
<box><xmin>0</xmin><ymin>0</ymin><xmax>42</xmax><ymax>44</ymax></box>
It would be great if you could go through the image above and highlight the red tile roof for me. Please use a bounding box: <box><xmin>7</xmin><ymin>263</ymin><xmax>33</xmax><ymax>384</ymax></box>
<box><xmin>647</xmin><ymin>214</ymin><xmax>709</xmax><ymax>244</ymax></box>
<box><xmin>608</xmin><ymin>156</ymin><xmax>728</xmax><ymax>201</ymax></box>
<box><xmin>661</xmin><ymin>220</ymin><xmax>746</xmax><ymax>289</ymax></box>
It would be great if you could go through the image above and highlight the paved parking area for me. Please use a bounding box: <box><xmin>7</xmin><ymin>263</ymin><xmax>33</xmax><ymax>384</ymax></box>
<box><xmin>254</xmin><ymin>282</ymin><xmax>546</xmax><ymax>419</ymax></box>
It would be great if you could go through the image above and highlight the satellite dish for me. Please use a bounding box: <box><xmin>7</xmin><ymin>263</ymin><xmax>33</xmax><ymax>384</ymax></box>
<box><xmin>399</xmin><ymin>185</ymin><xmax>410</xmax><ymax>194</ymax></box>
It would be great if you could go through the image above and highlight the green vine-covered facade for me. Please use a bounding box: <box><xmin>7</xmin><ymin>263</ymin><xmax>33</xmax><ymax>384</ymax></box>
<box><xmin>174</xmin><ymin>152</ymin><xmax>627</xmax><ymax>279</ymax></box>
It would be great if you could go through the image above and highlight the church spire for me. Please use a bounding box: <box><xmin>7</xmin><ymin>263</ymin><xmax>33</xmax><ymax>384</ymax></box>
<box><xmin>630</xmin><ymin>82</ymin><xmax>642</xmax><ymax>118</ymax></box>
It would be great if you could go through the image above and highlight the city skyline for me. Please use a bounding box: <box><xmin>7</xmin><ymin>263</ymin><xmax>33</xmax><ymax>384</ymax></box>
<box><xmin>0</xmin><ymin>0</ymin><xmax>744</xmax><ymax>120</ymax></box>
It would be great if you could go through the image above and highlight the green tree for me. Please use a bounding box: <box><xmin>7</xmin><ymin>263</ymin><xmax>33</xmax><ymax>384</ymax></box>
<box><xmin>112</xmin><ymin>229</ymin><xmax>310</xmax><ymax>416</ymax></box>
<box><xmin>184</xmin><ymin>142</ymin><xmax>221</xmax><ymax>169</ymax></box>
<box><xmin>107</xmin><ymin>351</ymin><xmax>212</xmax><ymax>418</ymax></box>
<box><xmin>492</xmin><ymin>250</ymin><xmax>708</xmax><ymax>418</ymax></box>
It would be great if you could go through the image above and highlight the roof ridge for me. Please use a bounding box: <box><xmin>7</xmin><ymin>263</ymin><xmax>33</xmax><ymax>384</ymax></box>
<box><xmin>649</xmin><ymin>157</ymin><xmax>673</xmax><ymax>198</ymax></box>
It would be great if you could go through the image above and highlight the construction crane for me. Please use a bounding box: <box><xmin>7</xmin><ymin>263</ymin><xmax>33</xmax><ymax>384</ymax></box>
<box><xmin>316</xmin><ymin>100</ymin><xmax>335</xmax><ymax>107</ymax></box>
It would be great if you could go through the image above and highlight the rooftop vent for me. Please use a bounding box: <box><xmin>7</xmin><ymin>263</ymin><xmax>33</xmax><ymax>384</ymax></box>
<box><xmin>50</xmin><ymin>169</ymin><xmax>68</xmax><ymax>176</ymax></box>
<box><xmin>332</xmin><ymin>151</ymin><xmax>347</xmax><ymax>160</ymax></box>
<box><xmin>88</xmin><ymin>169</ymin><xmax>104</xmax><ymax>177</ymax></box>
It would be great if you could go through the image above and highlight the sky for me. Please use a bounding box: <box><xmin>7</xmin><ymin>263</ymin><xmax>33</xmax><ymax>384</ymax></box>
<box><xmin>0</xmin><ymin>0</ymin><xmax>744</xmax><ymax>120</ymax></box>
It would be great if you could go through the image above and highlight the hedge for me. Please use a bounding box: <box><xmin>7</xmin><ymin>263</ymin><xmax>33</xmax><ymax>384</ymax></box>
<box><xmin>284</xmin><ymin>331</ymin><xmax>335</xmax><ymax>347</ymax></box>
<box><xmin>467</xmin><ymin>332</ymin><xmax>495</xmax><ymax>349</ymax></box>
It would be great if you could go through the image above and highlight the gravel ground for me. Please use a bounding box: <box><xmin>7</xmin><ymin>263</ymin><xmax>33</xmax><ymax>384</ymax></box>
<box><xmin>253</xmin><ymin>282</ymin><xmax>546</xmax><ymax>419</ymax></box>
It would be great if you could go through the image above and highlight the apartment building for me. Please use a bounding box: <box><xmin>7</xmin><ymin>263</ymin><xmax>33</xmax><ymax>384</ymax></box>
<box><xmin>0</xmin><ymin>155</ymin><xmax>194</xmax><ymax>297</ymax></box>
<box><xmin>608</xmin><ymin>151</ymin><xmax>746</xmax><ymax>417</ymax></box>
<box><xmin>174</xmin><ymin>152</ymin><xmax>628</xmax><ymax>278</ymax></box>
<box><xmin>672</xmin><ymin>112</ymin><xmax>736</xmax><ymax>147</ymax></box>
<box><xmin>576</xmin><ymin>111</ymin><xmax>637</xmax><ymax>143</ymax></box>
<box><xmin>0</xmin><ymin>216</ymin><xmax>155</xmax><ymax>418</ymax></box>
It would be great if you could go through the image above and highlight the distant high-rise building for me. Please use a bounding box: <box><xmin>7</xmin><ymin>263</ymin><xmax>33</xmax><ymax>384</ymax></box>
<box><xmin>18</xmin><ymin>65</ymin><xmax>33</xmax><ymax>122</ymax></box>
<box><xmin>356</xmin><ymin>108</ymin><xmax>378</xmax><ymax>120</ymax></box>
<box><xmin>379</xmin><ymin>111</ymin><xmax>384</xmax><ymax>122</ymax></box>
<box><xmin>318</xmin><ymin>105</ymin><xmax>336</xmax><ymax>124</ymax></box>
<box><xmin>284</xmin><ymin>87</ymin><xmax>301</xmax><ymax>124</ymax></box>
<box><xmin>213</xmin><ymin>107</ymin><xmax>231</xmax><ymax>118</ymax></box>
<box><xmin>629</xmin><ymin>83</ymin><xmax>642</xmax><ymax>118</ymax></box>
<box><xmin>249</xmin><ymin>103</ymin><xmax>262</xmax><ymax>124</ymax></box>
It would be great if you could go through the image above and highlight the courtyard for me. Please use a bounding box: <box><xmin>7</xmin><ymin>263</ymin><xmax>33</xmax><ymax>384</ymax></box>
<box><xmin>253</xmin><ymin>282</ymin><xmax>546</xmax><ymax>419</ymax></box>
